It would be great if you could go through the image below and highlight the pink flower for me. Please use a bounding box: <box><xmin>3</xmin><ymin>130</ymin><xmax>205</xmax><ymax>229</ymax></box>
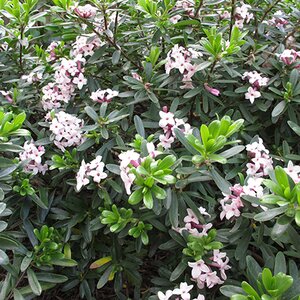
<box><xmin>159</xmin><ymin>134</ymin><xmax>174</xmax><ymax>149</ymax></box>
<box><xmin>119</xmin><ymin>150</ymin><xmax>140</xmax><ymax>170</ymax></box>
<box><xmin>0</xmin><ymin>90</ymin><xmax>13</xmax><ymax>103</ymax></box>
<box><xmin>132</xmin><ymin>72</ymin><xmax>142</xmax><ymax>81</ymax></box>
<box><xmin>204</xmin><ymin>83</ymin><xmax>220</xmax><ymax>96</ymax></box>
<box><xmin>245</xmin><ymin>86</ymin><xmax>261</xmax><ymax>104</ymax></box>
<box><xmin>184</xmin><ymin>208</ymin><xmax>200</xmax><ymax>225</ymax></box>
<box><xmin>74</xmin><ymin>4</ymin><xmax>97</xmax><ymax>18</ymax></box>
<box><xmin>73</xmin><ymin>73</ymin><xmax>87</xmax><ymax>90</ymax></box>
<box><xmin>188</xmin><ymin>260</ymin><xmax>211</xmax><ymax>279</ymax></box>
<box><xmin>120</xmin><ymin>171</ymin><xmax>136</xmax><ymax>195</ymax></box>
<box><xmin>279</xmin><ymin>49</ymin><xmax>300</xmax><ymax>65</ymax></box>
<box><xmin>198</xmin><ymin>271</ymin><xmax>223</xmax><ymax>289</ymax></box>
<box><xmin>19</xmin><ymin>141</ymin><xmax>48</xmax><ymax>175</ymax></box>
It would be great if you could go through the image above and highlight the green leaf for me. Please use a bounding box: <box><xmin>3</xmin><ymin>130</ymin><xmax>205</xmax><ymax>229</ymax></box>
<box><xmin>254</xmin><ymin>206</ymin><xmax>288</xmax><ymax>222</ymax></box>
<box><xmin>143</xmin><ymin>189</ymin><xmax>153</xmax><ymax>209</ymax></box>
<box><xmin>158</xmin><ymin>155</ymin><xmax>176</xmax><ymax>170</ymax></box>
<box><xmin>274</xmin><ymin>252</ymin><xmax>286</xmax><ymax>274</ymax></box>
<box><xmin>272</xmin><ymin>101</ymin><xmax>286</xmax><ymax>118</ymax></box>
<box><xmin>220</xmin><ymin>285</ymin><xmax>245</xmax><ymax>297</ymax></box>
<box><xmin>210</xmin><ymin>167</ymin><xmax>231</xmax><ymax>194</ymax></box>
<box><xmin>288</xmin><ymin>121</ymin><xmax>300</xmax><ymax>136</ymax></box>
<box><xmin>85</xmin><ymin>106</ymin><xmax>98</xmax><ymax>122</ymax></box>
<box><xmin>112</xmin><ymin>50</ymin><xmax>121</xmax><ymax>65</ymax></box>
<box><xmin>0</xmin><ymin>249</ymin><xmax>9</xmax><ymax>265</ymax></box>
<box><xmin>170</xmin><ymin>261</ymin><xmax>186</xmax><ymax>281</ymax></box>
<box><xmin>50</xmin><ymin>258</ymin><xmax>77</xmax><ymax>267</ymax></box>
<box><xmin>27</xmin><ymin>268</ymin><xmax>42</xmax><ymax>296</ymax></box>
<box><xmin>241</xmin><ymin>282</ymin><xmax>260</xmax><ymax>300</ymax></box>
<box><xmin>134</xmin><ymin>115</ymin><xmax>145</xmax><ymax>138</ymax></box>
<box><xmin>169</xmin><ymin>191</ymin><xmax>178</xmax><ymax>228</ymax></box>
<box><xmin>97</xmin><ymin>265</ymin><xmax>113</xmax><ymax>289</ymax></box>
<box><xmin>36</xmin><ymin>273</ymin><xmax>68</xmax><ymax>283</ymax></box>
<box><xmin>13</xmin><ymin>289</ymin><xmax>25</xmax><ymax>300</ymax></box>
<box><xmin>128</xmin><ymin>189</ymin><xmax>143</xmax><ymax>205</ymax></box>
<box><xmin>28</xmin><ymin>194</ymin><xmax>48</xmax><ymax>209</ymax></box>
<box><xmin>0</xmin><ymin>234</ymin><xmax>27</xmax><ymax>254</ymax></box>
<box><xmin>0</xmin><ymin>143</ymin><xmax>23</xmax><ymax>152</ymax></box>
<box><xmin>174</xmin><ymin>129</ymin><xmax>198</xmax><ymax>155</ymax></box>
<box><xmin>230</xmin><ymin>295</ymin><xmax>248</xmax><ymax>300</ymax></box>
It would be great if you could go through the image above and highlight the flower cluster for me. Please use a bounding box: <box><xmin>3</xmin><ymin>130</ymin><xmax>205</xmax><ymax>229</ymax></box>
<box><xmin>175</xmin><ymin>207</ymin><xmax>213</xmax><ymax>237</ymax></box>
<box><xmin>220</xmin><ymin>138</ymin><xmax>272</xmax><ymax>220</ymax></box>
<box><xmin>170</xmin><ymin>0</ymin><xmax>195</xmax><ymax>24</ymax></box>
<box><xmin>220</xmin><ymin>184</ymin><xmax>244</xmax><ymax>220</ymax></box>
<box><xmin>19</xmin><ymin>141</ymin><xmax>48</xmax><ymax>175</ymax></box>
<box><xmin>46</xmin><ymin>41</ymin><xmax>59</xmax><ymax>62</ymax></box>
<box><xmin>158</xmin><ymin>107</ymin><xmax>192</xmax><ymax>149</ymax></box>
<box><xmin>189</xmin><ymin>250</ymin><xmax>230</xmax><ymax>289</ymax></box>
<box><xmin>72</xmin><ymin>35</ymin><xmax>102</xmax><ymax>58</ymax></box>
<box><xmin>157</xmin><ymin>282</ymin><xmax>204</xmax><ymax>300</ymax></box>
<box><xmin>118</xmin><ymin>143</ymin><xmax>160</xmax><ymax>195</ymax></box>
<box><xmin>42</xmin><ymin>55</ymin><xmax>87</xmax><ymax>110</ymax></box>
<box><xmin>242</xmin><ymin>71</ymin><xmax>269</xmax><ymax>104</ymax></box>
<box><xmin>22</xmin><ymin>71</ymin><xmax>43</xmax><ymax>84</ymax></box>
<box><xmin>49</xmin><ymin>111</ymin><xmax>85</xmax><ymax>151</ymax></box>
<box><xmin>246</xmin><ymin>138</ymin><xmax>273</xmax><ymax>177</ymax></box>
<box><xmin>90</xmin><ymin>89</ymin><xmax>119</xmax><ymax>103</ymax></box>
<box><xmin>278</xmin><ymin>49</ymin><xmax>300</xmax><ymax>66</ymax></box>
<box><xmin>165</xmin><ymin>44</ymin><xmax>202</xmax><ymax>89</ymax></box>
<box><xmin>74</xmin><ymin>4</ymin><xmax>97</xmax><ymax>19</ymax></box>
<box><xmin>234</xmin><ymin>3</ymin><xmax>254</xmax><ymax>29</ymax></box>
<box><xmin>76</xmin><ymin>156</ymin><xmax>107</xmax><ymax>191</ymax></box>
<box><xmin>42</xmin><ymin>33</ymin><xmax>101</xmax><ymax>110</ymax></box>
<box><xmin>284</xmin><ymin>161</ymin><xmax>300</xmax><ymax>184</ymax></box>
<box><xmin>119</xmin><ymin>149</ymin><xmax>141</xmax><ymax>195</ymax></box>
<box><xmin>267</xmin><ymin>11</ymin><xmax>288</xmax><ymax>29</ymax></box>
<box><xmin>0</xmin><ymin>90</ymin><xmax>13</xmax><ymax>103</ymax></box>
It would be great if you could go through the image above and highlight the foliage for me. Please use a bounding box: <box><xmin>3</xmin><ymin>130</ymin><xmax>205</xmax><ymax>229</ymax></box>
<box><xmin>0</xmin><ymin>0</ymin><xmax>300</xmax><ymax>299</ymax></box>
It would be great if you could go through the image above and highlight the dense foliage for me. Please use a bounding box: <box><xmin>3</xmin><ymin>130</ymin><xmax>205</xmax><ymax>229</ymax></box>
<box><xmin>0</xmin><ymin>0</ymin><xmax>300</xmax><ymax>299</ymax></box>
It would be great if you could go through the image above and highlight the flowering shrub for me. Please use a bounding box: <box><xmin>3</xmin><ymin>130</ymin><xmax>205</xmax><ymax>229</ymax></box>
<box><xmin>0</xmin><ymin>0</ymin><xmax>300</xmax><ymax>299</ymax></box>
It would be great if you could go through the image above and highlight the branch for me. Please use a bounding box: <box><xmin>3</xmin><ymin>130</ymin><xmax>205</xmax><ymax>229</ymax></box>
<box><xmin>194</xmin><ymin>0</ymin><xmax>204</xmax><ymax>18</ymax></box>
<box><xmin>228</xmin><ymin>0</ymin><xmax>236</xmax><ymax>40</ymax></box>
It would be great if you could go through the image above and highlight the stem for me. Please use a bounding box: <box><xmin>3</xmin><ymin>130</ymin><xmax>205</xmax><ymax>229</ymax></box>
<box><xmin>207</xmin><ymin>59</ymin><xmax>218</xmax><ymax>81</ymax></box>
<box><xmin>263</xmin><ymin>19</ymin><xmax>300</xmax><ymax>64</ymax></box>
<box><xmin>7</xmin><ymin>270</ymin><xmax>26</xmax><ymax>300</ymax></box>
<box><xmin>260</xmin><ymin>0</ymin><xmax>282</xmax><ymax>23</ymax></box>
<box><xmin>194</xmin><ymin>0</ymin><xmax>204</xmax><ymax>18</ymax></box>
<box><xmin>80</xmin><ymin>19</ymin><xmax>143</xmax><ymax>71</ymax></box>
<box><xmin>228</xmin><ymin>0</ymin><xmax>236</xmax><ymax>40</ymax></box>
<box><xmin>255</xmin><ymin>0</ymin><xmax>282</xmax><ymax>38</ymax></box>
<box><xmin>19</xmin><ymin>24</ymin><xmax>24</xmax><ymax>74</ymax></box>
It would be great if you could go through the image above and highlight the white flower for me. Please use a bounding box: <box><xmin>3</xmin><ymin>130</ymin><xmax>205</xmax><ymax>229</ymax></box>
<box><xmin>90</xmin><ymin>88</ymin><xmax>118</xmax><ymax>103</ymax></box>
<box><xmin>157</xmin><ymin>290</ymin><xmax>173</xmax><ymax>300</ymax></box>
<box><xmin>49</xmin><ymin>111</ymin><xmax>85</xmax><ymax>151</ymax></box>
<box><xmin>76</xmin><ymin>156</ymin><xmax>107</xmax><ymax>191</ymax></box>
<box><xmin>245</xmin><ymin>87</ymin><xmax>261</xmax><ymax>104</ymax></box>
<box><xmin>284</xmin><ymin>161</ymin><xmax>300</xmax><ymax>183</ymax></box>
<box><xmin>173</xmin><ymin>282</ymin><xmax>193</xmax><ymax>300</ymax></box>
<box><xmin>19</xmin><ymin>141</ymin><xmax>48</xmax><ymax>175</ymax></box>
